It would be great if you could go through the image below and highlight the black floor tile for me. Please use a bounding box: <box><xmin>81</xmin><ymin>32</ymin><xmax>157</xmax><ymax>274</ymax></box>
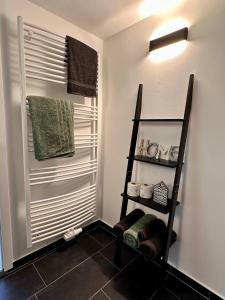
<box><xmin>88</xmin><ymin>226</ymin><xmax>116</xmax><ymax>246</ymax></box>
<box><xmin>34</xmin><ymin>233</ymin><xmax>101</xmax><ymax>284</ymax></box>
<box><xmin>103</xmin><ymin>256</ymin><xmax>164</xmax><ymax>300</ymax></box>
<box><xmin>27</xmin><ymin>296</ymin><xmax>37</xmax><ymax>300</ymax></box>
<box><xmin>101</xmin><ymin>241</ymin><xmax>138</xmax><ymax>269</ymax></box>
<box><xmin>170</xmin><ymin>267</ymin><xmax>210</xmax><ymax>298</ymax></box>
<box><xmin>165</xmin><ymin>275</ymin><xmax>206</xmax><ymax>300</ymax></box>
<box><xmin>37</xmin><ymin>253</ymin><xmax>118</xmax><ymax>300</ymax></box>
<box><xmin>153</xmin><ymin>288</ymin><xmax>180</xmax><ymax>300</ymax></box>
<box><xmin>0</xmin><ymin>264</ymin><xmax>44</xmax><ymax>300</ymax></box>
<box><xmin>91</xmin><ymin>290</ymin><xmax>109</xmax><ymax>300</ymax></box>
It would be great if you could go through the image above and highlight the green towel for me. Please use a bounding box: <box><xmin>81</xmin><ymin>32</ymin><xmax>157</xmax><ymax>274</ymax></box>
<box><xmin>123</xmin><ymin>214</ymin><xmax>156</xmax><ymax>249</ymax></box>
<box><xmin>27</xmin><ymin>96</ymin><xmax>75</xmax><ymax>161</ymax></box>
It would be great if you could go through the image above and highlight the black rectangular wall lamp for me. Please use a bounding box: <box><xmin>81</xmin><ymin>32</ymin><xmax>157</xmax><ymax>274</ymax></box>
<box><xmin>149</xmin><ymin>27</ymin><xmax>188</xmax><ymax>52</ymax></box>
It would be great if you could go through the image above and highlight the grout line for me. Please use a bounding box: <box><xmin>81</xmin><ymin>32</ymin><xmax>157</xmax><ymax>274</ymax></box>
<box><xmin>88</xmin><ymin>255</ymin><xmax>140</xmax><ymax>300</ymax></box>
<box><xmin>87</xmin><ymin>232</ymin><xmax>107</xmax><ymax>247</ymax></box>
<box><xmin>1</xmin><ymin>259</ymin><xmax>43</xmax><ymax>281</ymax></box>
<box><xmin>88</xmin><ymin>290</ymin><xmax>99</xmax><ymax>299</ymax></box>
<box><xmin>32</xmin><ymin>239</ymin><xmax>117</xmax><ymax>297</ymax></box>
<box><xmin>2</xmin><ymin>242</ymin><xmax>64</xmax><ymax>281</ymax></box>
<box><xmin>33</xmin><ymin>263</ymin><xmax>47</xmax><ymax>287</ymax></box>
<box><xmin>98</xmin><ymin>252</ymin><xmax>120</xmax><ymax>271</ymax></box>
<box><xmin>87</xmin><ymin>230</ymin><xmax>116</xmax><ymax>247</ymax></box>
<box><xmin>98</xmin><ymin>225</ymin><xmax>117</xmax><ymax>238</ymax></box>
<box><xmin>26</xmin><ymin>293</ymin><xmax>38</xmax><ymax>300</ymax></box>
<box><xmin>101</xmin><ymin>254</ymin><xmax>141</xmax><ymax>291</ymax></box>
<box><xmin>164</xmin><ymin>287</ymin><xmax>183</xmax><ymax>300</ymax></box>
<box><xmin>88</xmin><ymin>225</ymin><xmax>117</xmax><ymax>239</ymax></box>
<box><xmin>101</xmin><ymin>288</ymin><xmax>111</xmax><ymax>299</ymax></box>
<box><xmin>168</xmin><ymin>272</ymin><xmax>209</xmax><ymax>299</ymax></box>
<box><xmin>149</xmin><ymin>289</ymin><xmax>158</xmax><ymax>300</ymax></box>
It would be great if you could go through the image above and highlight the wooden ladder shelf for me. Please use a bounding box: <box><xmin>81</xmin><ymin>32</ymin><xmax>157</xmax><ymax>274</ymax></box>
<box><xmin>116</xmin><ymin>74</ymin><xmax>194</xmax><ymax>264</ymax></box>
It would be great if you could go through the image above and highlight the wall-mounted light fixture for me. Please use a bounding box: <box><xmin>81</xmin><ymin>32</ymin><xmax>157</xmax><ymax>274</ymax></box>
<box><xmin>149</xmin><ymin>27</ymin><xmax>188</xmax><ymax>52</ymax></box>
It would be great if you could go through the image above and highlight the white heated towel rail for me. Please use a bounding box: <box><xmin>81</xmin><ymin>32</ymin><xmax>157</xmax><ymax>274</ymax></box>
<box><xmin>17</xmin><ymin>16</ymin><xmax>100</xmax><ymax>247</ymax></box>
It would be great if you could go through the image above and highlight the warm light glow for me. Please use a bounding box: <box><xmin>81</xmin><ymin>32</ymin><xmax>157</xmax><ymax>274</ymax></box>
<box><xmin>149</xmin><ymin>19</ymin><xmax>189</xmax><ymax>63</ymax></box>
<box><xmin>150</xmin><ymin>40</ymin><xmax>188</xmax><ymax>63</ymax></box>
<box><xmin>140</xmin><ymin>0</ymin><xmax>182</xmax><ymax>18</ymax></box>
<box><xmin>151</xmin><ymin>19</ymin><xmax>189</xmax><ymax>40</ymax></box>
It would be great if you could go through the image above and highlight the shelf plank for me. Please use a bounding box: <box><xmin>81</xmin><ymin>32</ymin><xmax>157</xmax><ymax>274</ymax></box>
<box><xmin>133</xmin><ymin>118</ymin><xmax>184</xmax><ymax>122</ymax></box>
<box><xmin>121</xmin><ymin>193</ymin><xmax>180</xmax><ymax>214</ymax></box>
<box><xmin>127</xmin><ymin>155</ymin><xmax>178</xmax><ymax>168</ymax></box>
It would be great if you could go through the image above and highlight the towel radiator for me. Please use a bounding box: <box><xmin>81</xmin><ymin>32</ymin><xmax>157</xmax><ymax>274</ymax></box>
<box><xmin>17</xmin><ymin>16</ymin><xmax>101</xmax><ymax>247</ymax></box>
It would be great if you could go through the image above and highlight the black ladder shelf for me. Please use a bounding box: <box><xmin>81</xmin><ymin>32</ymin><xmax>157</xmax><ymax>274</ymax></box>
<box><xmin>116</xmin><ymin>74</ymin><xmax>194</xmax><ymax>264</ymax></box>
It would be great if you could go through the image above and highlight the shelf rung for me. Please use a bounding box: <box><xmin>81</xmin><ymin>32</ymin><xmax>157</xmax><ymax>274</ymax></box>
<box><xmin>127</xmin><ymin>155</ymin><xmax>178</xmax><ymax>168</ymax></box>
<box><xmin>133</xmin><ymin>118</ymin><xmax>184</xmax><ymax>122</ymax></box>
<box><xmin>121</xmin><ymin>193</ymin><xmax>180</xmax><ymax>214</ymax></box>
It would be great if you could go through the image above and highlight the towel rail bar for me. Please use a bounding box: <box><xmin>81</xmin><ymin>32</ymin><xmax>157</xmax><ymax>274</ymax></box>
<box><xmin>26</xmin><ymin>68</ymin><xmax>66</xmax><ymax>80</ymax></box>
<box><xmin>25</xmin><ymin>57</ymin><xmax>66</xmax><ymax>71</ymax></box>
<box><xmin>31</xmin><ymin>208</ymin><xmax>95</xmax><ymax>232</ymax></box>
<box><xmin>31</xmin><ymin>194</ymin><xmax>96</xmax><ymax>222</ymax></box>
<box><xmin>26</xmin><ymin>75</ymin><xmax>66</xmax><ymax>84</ymax></box>
<box><xmin>25</xmin><ymin>63</ymin><xmax>65</xmax><ymax>75</ymax></box>
<box><xmin>30</xmin><ymin>162</ymin><xmax>97</xmax><ymax>176</ymax></box>
<box><xmin>30</xmin><ymin>159</ymin><xmax>97</xmax><ymax>171</ymax></box>
<box><xmin>31</xmin><ymin>184</ymin><xmax>96</xmax><ymax>205</ymax></box>
<box><xmin>75</xmin><ymin>108</ymin><xmax>98</xmax><ymax>113</ymax></box>
<box><xmin>74</xmin><ymin>112</ymin><xmax>98</xmax><ymax>117</ymax></box>
<box><xmin>24</xmin><ymin>33</ymin><xmax>66</xmax><ymax>50</ymax></box>
<box><xmin>30</xmin><ymin>166</ymin><xmax>97</xmax><ymax>182</ymax></box>
<box><xmin>74</xmin><ymin>103</ymin><xmax>98</xmax><ymax>109</ymax></box>
<box><xmin>32</xmin><ymin>203</ymin><xmax>96</xmax><ymax>234</ymax></box>
<box><xmin>32</xmin><ymin>199</ymin><xmax>96</xmax><ymax>224</ymax></box>
<box><xmin>32</xmin><ymin>210</ymin><xmax>95</xmax><ymax>238</ymax></box>
<box><xmin>28</xmin><ymin>145</ymin><xmax>97</xmax><ymax>152</ymax></box>
<box><xmin>25</xmin><ymin>45</ymin><xmax>66</xmax><ymax>59</ymax></box>
<box><xmin>74</xmin><ymin>117</ymin><xmax>97</xmax><ymax>121</ymax></box>
<box><xmin>31</xmin><ymin>198</ymin><xmax>96</xmax><ymax>222</ymax></box>
<box><xmin>25</xmin><ymin>40</ymin><xmax>65</xmax><ymax>55</ymax></box>
<box><xmin>32</xmin><ymin>213</ymin><xmax>94</xmax><ymax>243</ymax></box>
<box><xmin>31</xmin><ymin>192</ymin><xmax>96</xmax><ymax>214</ymax></box>
<box><xmin>24</xmin><ymin>21</ymin><xmax>65</xmax><ymax>40</ymax></box>
<box><xmin>30</xmin><ymin>169</ymin><xmax>97</xmax><ymax>185</ymax></box>
<box><xmin>25</xmin><ymin>51</ymin><xmax>67</xmax><ymax>65</ymax></box>
<box><xmin>32</xmin><ymin>207</ymin><xmax>96</xmax><ymax>235</ymax></box>
<box><xmin>28</xmin><ymin>139</ymin><xmax>98</xmax><ymax>144</ymax></box>
<box><xmin>31</xmin><ymin>188</ymin><xmax>96</xmax><ymax>208</ymax></box>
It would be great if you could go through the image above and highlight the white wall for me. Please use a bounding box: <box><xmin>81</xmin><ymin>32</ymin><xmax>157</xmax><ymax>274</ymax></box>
<box><xmin>103</xmin><ymin>0</ymin><xmax>225</xmax><ymax>298</ymax></box>
<box><xmin>0</xmin><ymin>0</ymin><xmax>103</xmax><ymax>263</ymax></box>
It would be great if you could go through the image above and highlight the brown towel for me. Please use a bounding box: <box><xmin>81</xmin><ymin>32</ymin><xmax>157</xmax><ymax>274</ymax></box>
<box><xmin>138</xmin><ymin>219</ymin><xmax>167</xmax><ymax>242</ymax></box>
<box><xmin>139</xmin><ymin>231</ymin><xmax>177</xmax><ymax>258</ymax></box>
<box><xmin>66</xmin><ymin>36</ymin><xmax>98</xmax><ymax>97</ymax></box>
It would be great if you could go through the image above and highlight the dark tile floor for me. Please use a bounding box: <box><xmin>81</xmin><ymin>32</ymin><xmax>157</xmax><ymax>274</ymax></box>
<box><xmin>0</xmin><ymin>226</ymin><xmax>220</xmax><ymax>300</ymax></box>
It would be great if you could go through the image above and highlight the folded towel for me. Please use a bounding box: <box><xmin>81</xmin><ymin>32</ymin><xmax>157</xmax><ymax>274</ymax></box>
<box><xmin>123</xmin><ymin>214</ymin><xmax>156</xmax><ymax>249</ymax></box>
<box><xmin>113</xmin><ymin>209</ymin><xmax>145</xmax><ymax>236</ymax></box>
<box><xmin>139</xmin><ymin>231</ymin><xmax>177</xmax><ymax>258</ymax></box>
<box><xmin>27</xmin><ymin>96</ymin><xmax>74</xmax><ymax>161</ymax></box>
<box><xmin>138</xmin><ymin>219</ymin><xmax>167</xmax><ymax>242</ymax></box>
<box><xmin>66</xmin><ymin>36</ymin><xmax>98</xmax><ymax>97</ymax></box>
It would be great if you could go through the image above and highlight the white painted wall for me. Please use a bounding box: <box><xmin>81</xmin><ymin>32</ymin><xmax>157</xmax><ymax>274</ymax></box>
<box><xmin>0</xmin><ymin>37</ymin><xmax>13</xmax><ymax>271</ymax></box>
<box><xmin>0</xmin><ymin>0</ymin><xmax>103</xmax><ymax>264</ymax></box>
<box><xmin>103</xmin><ymin>0</ymin><xmax>225</xmax><ymax>298</ymax></box>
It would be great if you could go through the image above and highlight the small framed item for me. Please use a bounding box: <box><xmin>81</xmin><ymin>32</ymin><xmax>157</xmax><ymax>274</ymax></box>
<box><xmin>157</xmin><ymin>144</ymin><xmax>171</xmax><ymax>160</ymax></box>
<box><xmin>153</xmin><ymin>181</ymin><xmax>169</xmax><ymax>206</ymax></box>
<box><xmin>137</xmin><ymin>138</ymin><xmax>145</xmax><ymax>156</ymax></box>
<box><xmin>146</xmin><ymin>142</ymin><xmax>159</xmax><ymax>159</ymax></box>
<box><xmin>169</xmin><ymin>146</ymin><xmax>179</xmax><ymax>162</ymax></box>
